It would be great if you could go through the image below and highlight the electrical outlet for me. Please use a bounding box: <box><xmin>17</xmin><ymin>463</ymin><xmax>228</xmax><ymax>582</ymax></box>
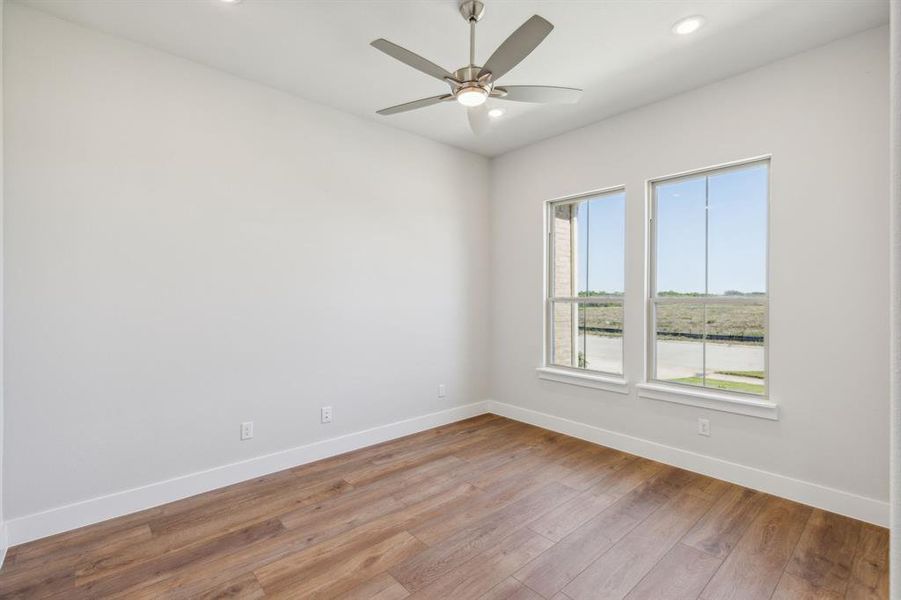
<box><xmin>241</xmin><ymin>421</ymin><xmax>254</xmax><ymax>440</ymax></box>
<box><xmin>321</xmin><ymin>406</ymin><xmax>333</xmax><ymax>424</ymax></box>
<box><xmin>438</xmin><ymin>384</ymin><xmax>447</xmax><ymax>398</ymax></box>
<box><xmin>698</xmin><ymin>418</ymin><xmax>710</xmax><ymax>437</ymax></box>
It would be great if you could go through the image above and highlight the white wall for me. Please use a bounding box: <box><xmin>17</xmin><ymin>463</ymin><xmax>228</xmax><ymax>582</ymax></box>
<box><xmin>1</xmin><ymin>1</ymin><xmax>891</xmax><ymax>544</ymax></box>
<box><xmin>889</xmin><ymin>0</ymin><xmax>899</xmax><ymax>591</ymax></box>
<box><xmin>0</xmin><ymin>0</ymin><xmax>6</xmax><ymax>558</ymax></box>
<box><xmin>3</xmin><ymin>4</ymin><xmax>490</xmax><ymax>521</ymax></box>
<box><xmin>491</xmin><ymin>27</ymin><xmax>890</xmax><ymax>514</ymax></box>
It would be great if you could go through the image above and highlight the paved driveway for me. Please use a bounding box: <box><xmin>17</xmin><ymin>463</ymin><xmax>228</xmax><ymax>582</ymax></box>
<box><xmin>582</xmin><ymin>334</ymin><xmax>764</xmax><ymax>380</ymax></box>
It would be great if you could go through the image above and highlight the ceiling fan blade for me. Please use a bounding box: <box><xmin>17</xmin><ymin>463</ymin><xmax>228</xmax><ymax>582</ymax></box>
<box><xmin>495</xmin><ymin>85</ymin><xmax>582</xmax><ymax>104</ymax></box>
<box><xmin>467</xmin><ymin>104</ymin><xmax>491</xmax><ymax>136</ymax></box>
<box><xmin>479</xmin><ymin>15</ymin><xmax>554</xmax><ymax>81</ymax></box>
<box><xmin>371</xmin><ymin>39</ymin><xmax>454</xmax><ymax>82</ymax></box>
<box><xmin>376</xmin><ymin>95</ymin><xmax>452</xmax><ymax>116</ymax></box>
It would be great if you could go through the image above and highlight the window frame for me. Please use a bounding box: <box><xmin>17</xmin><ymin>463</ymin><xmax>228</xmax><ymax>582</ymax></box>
<box><xmin>540</xmin><ymin>186</ymin><xmax>628</xmax><ymax>388</ymax></box>
<box><xmin>645</xmin><ymin>156</ymin><xmax>773</xmax><ymax>406</ymax></box>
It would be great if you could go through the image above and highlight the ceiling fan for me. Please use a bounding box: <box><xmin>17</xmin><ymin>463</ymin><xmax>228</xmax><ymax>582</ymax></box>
<box><xmin>370</xmin><ymin>0</ymin><xmax>582</xmax><ymax>134</ymax></box>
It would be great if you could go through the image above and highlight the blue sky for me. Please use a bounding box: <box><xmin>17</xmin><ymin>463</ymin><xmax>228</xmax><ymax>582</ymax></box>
<box><xmin>656</xmin><ymin>163</ymin><xmax>767</xmax><ymax>295</ymax></box>
<box><xmin>574</xmin><ymin>163</ymin><xmax>767</xmax><ymax>295</ymax></box>
<box><xmin>577</xmin><ymin>192</ymin><xmax>625</xmax><ymax>294</ymax></box>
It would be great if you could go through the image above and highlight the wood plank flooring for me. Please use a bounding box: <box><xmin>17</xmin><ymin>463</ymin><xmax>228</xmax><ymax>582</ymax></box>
<box><xmin>0</xmin><ymin>415</ymin><xmax>889</xmax><ymax>599</ymax></box>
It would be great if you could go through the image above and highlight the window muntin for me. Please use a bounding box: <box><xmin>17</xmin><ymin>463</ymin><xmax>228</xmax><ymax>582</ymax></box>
<box><xmin>547</xmin><ymin>189</ymin><xmax>625</xmax><ymax>376</ymax></box>
<box><xmin>650</xmin><ymin>160</ymin><xmax>768</xmax><ymax>396</ymax></box>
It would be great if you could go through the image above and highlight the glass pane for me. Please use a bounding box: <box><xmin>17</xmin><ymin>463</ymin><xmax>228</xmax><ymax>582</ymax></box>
<box><xmin>551</xmin><ymin>204</ymin><xmax>576</xmax><ymax>297</ymax></box>
<box><xmin>703</xmin><ymin>304</ymin><xmax>766</xmax><ymax>395</ymax></box>
<box><xmin>549</xmin><ymin>192</ymin><xmax>625</xmax><ymax>376</ymax></box>
<box><xmin>655</xmin><ymin>177</ymin><xmax>706</xmax><ymax>296</ymax></box>
<box><xmin>577</xmin><ymin>193</ymin><xmax>626</xmax><ymax>296</ymax></box>
<box><xmin>579</xmin><ymin>302</ymin><xmax>623</xmax><ymax>375</ymax></box>
<box><xmin>655</xmin><ymin>303</ymin><xmax>704</xmax><ymax>384</ymax></box>
<box><xmin>550</xmin><ymin>302</ymin><xmax>577</xmax><ymax>368</ymax></box>
<box><xmin>708</xmin><ymin>163</ymin><xmax>768</xmax><ymax>297</ymax></box>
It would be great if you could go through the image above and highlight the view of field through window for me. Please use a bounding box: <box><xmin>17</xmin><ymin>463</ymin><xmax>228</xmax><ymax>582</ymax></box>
<box><xmin>549</xmin><ymin>190</ymin><xmax>625</xmax><ymax>376</ymax></box>
<box><xmin>652</xmin><ymin>161</ymin><xmax>768</xmax><ymax>395</ymax></box>
<box><xmin>548</xmin><ymin>162</ymin><xmax>767</xmax><ymax>395</ymax></box>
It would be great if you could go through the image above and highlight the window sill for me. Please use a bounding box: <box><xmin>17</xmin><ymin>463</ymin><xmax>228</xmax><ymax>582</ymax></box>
<box><xmin>636</xmin><ymin>382</ymin><xmax>778</xmax><ymax>420</ymax></box>
<box><xmin>536</xmin><ymin>367</ymin><xmax>630</xmax><ymax>394</ymax></box>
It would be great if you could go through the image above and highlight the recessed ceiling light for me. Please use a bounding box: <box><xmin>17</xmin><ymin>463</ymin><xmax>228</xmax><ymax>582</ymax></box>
<box><xmin>672</xmin><ymin>15</ymin><xmax>705</xmax><ymax>35</ymax></box>
<box><xmin>220</xmin><ymin>0</ymin><xmax>242</xmax><ymax>4</ymax></box>
<box><xmin>488</xmin><ymin>108</ymin><xmax>505</xmax><ymax>118</ymax></box>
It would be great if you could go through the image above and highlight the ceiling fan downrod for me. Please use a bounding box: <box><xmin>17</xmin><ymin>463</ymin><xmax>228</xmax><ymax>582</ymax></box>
<box><xmin>459</xmin><ymin>0</ymin><xmax>485</xmax><ymax>67</ymax></box>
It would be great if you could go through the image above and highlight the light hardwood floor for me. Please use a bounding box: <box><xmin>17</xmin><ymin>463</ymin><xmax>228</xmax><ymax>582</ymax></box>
<box><xmin>0</xmin><ymin>414</ymin><xmax>889</xmax><ymax>599</ymax></box>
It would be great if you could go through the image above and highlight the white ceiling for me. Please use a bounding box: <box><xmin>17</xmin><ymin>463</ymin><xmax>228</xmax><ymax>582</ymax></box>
<box><xmin>20</xmin><ymin>0</ymin><xmax>889</xmax><ymax>157</ymax></box>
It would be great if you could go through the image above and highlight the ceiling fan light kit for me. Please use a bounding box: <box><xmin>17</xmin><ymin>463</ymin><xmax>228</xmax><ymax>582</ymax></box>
<box><xmin>371</xmin><ymin>0</ymin><xmax>582</xmax><ymax>134</ymax></box>
<box><xmin>456</xmin><ymin>86</ymin><xmax>488</xmax><ymax>107</ymax></box>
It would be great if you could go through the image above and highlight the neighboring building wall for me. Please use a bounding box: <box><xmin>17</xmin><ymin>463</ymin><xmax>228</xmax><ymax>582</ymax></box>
<box><xmin>552</xmin><ymin>204</ymin><xmax>574</xmax><ymax>366</ymax></box>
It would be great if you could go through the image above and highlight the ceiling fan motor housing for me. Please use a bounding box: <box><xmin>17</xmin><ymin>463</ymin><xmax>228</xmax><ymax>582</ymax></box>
<box><xmin>451</xmin><ymin>66</ymin><xmax>489</xmax><ymax>87</ymax></box>
<box><xmin>449</xmin><ymin>66</ymin><xmax>494</xmax><ymax>105</ymax></box>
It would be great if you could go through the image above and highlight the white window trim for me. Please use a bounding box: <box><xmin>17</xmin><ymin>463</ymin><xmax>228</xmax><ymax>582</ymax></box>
<box><xmin>645</xmin><ymin>156</ymin><xmax>774</xmax><ymax>416</ymax></box>
<box><xmin>541</xmin><ymin>185</ymin><xmax>627</xmax><ymax>385</ymax></box>
<box><xmin>636</xmin><ymin>382</ymin><xmax>778</xmax><ymax>420</ymax></box>
<box><xmin>536</xmin><ymin>366</ymin><xmax>629</xmax><ymax>394</ymax></box>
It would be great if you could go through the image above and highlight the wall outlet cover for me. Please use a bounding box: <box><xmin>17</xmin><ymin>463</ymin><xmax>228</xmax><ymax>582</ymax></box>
<box><xmin>698</xmin><ymin>418</ymin><xmax>710</xmax><ymax>437</ymax></box>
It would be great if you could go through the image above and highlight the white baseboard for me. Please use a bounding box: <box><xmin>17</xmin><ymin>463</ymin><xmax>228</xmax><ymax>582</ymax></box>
<box><xmin>5</xmin><ymin>401</ymin><xmax>491</xmax><ymax>546</ymax></box>
<box><xmin>486</xmin><ymin>400</ymin><xmax>889</xmax><ymax>527</ymax></box>
<box><xmin>5</xmin><ymin>398</ymin><xmax>888</xmax><ymax>548</ymax></box>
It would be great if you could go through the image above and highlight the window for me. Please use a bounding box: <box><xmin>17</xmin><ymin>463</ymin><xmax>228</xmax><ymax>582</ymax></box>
<box><xmin>546</xmin><ymin>189</ymin><xmax>625</xmax><ymax>377</ymax></box>
<box><xmin>649</xmin><ymin>159</ymin><xmax>768</xmax><ymax>396</ymax></box>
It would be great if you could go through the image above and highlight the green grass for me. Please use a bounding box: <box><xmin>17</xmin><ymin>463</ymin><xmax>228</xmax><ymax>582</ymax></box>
<box><xmin>714</xmin><ymin>370</ymin><xmax>765</xmax><ymax>379</ymax></box>
<box><xmin>671</xmin><ymin>377</ymin><xmax>765</xmax><ymax>395</ymax></box>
